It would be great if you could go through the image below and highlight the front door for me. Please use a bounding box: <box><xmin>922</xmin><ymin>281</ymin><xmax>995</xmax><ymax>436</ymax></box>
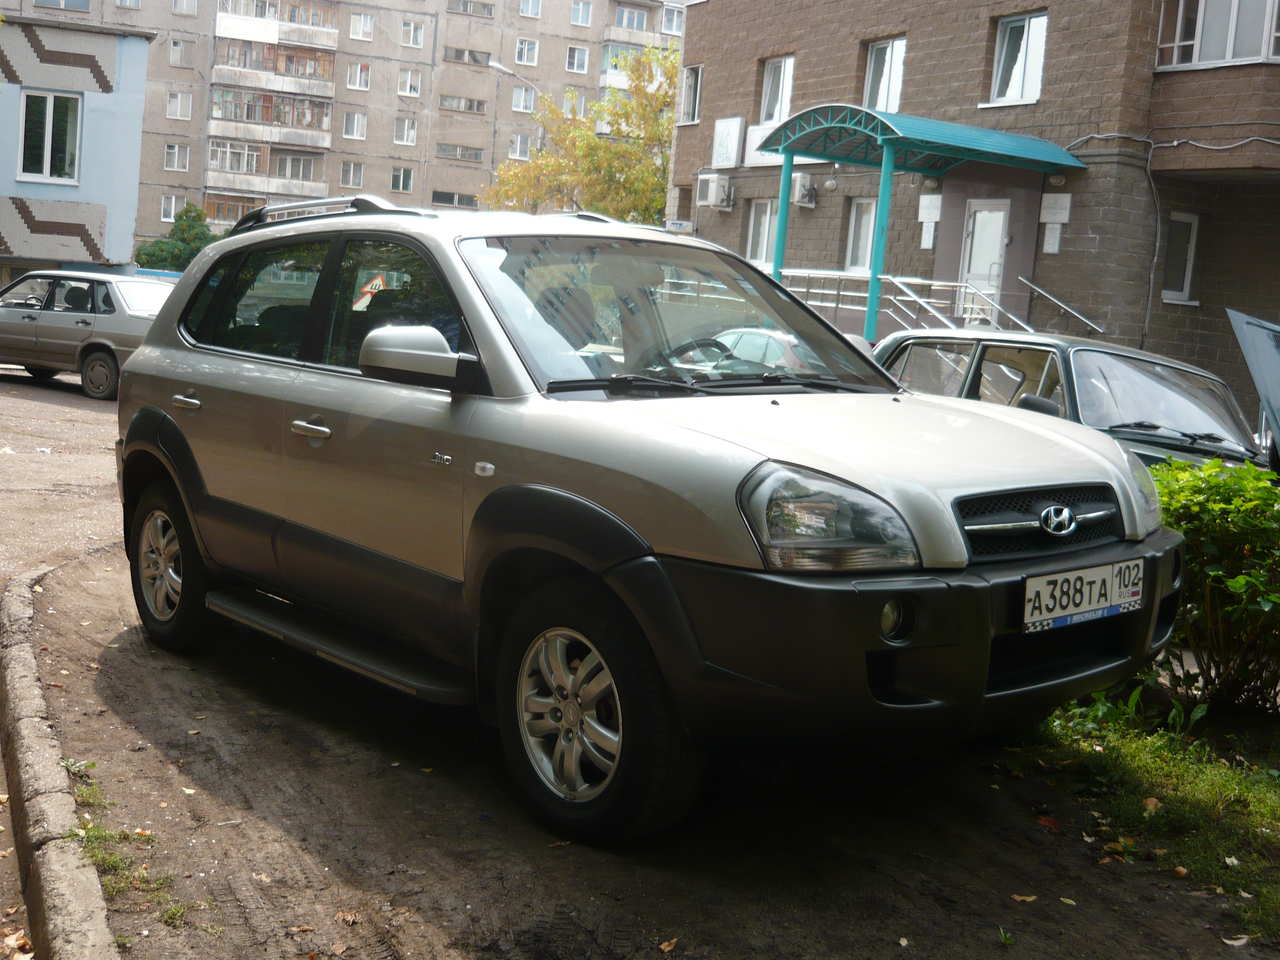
<box><xmin>958</xmin><ymin>200</ymin><xmax>1010</xmax><ymax>323</ymax></box>
<box><xmin>34</xmin><ymin>278</ymin><xmax>96</xmax><ymax>365</ymax></box>
<box><xmin>0</xmin><ymin>275</ymin><xmax>53</xmax><ymax>362</ymax></box>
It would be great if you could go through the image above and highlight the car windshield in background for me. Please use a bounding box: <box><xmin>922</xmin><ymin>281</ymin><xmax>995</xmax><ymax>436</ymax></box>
<box><xmin>116</xmin><ymin>280</ymin><xmax>174</xmax><ymax>317</ymax></box>
<box><xmin>1072</xmin><ymin>349</ymin><xmax>1255</xmax><ymax>452</ymax></box>
<box><xmin>458</xmin><ymin>236</ymin><xmax>894</xmax><ymax>394</ymax></box>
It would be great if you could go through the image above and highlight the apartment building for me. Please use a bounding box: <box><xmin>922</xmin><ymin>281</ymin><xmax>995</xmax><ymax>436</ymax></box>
<box><xmin>3</xmin><ymin>0</ymin><xmax>685</xmax><ymax>254</ymax></box>
<box><xmin>669</xmin><ymin>0</ymin><xmax>1280</xmax><ymax>414</ymax></box>
<box><xmin>0</xmin><ymin>14</ymin><xmax>153</xmax><ymax>283</ymax></box>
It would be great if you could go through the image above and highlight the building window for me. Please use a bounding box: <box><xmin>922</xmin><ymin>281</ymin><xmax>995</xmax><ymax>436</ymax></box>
<box><xmin>398</xmin><ymin>68</ymin><xmax>421</xmax><ymax>96</ymax></box>
<box><xmin>510</xmin><ymin>132</ymin><xmax>531</xmax><ymax>159</ymax></box>
<box><xmin>445</xmin><ymin>0</ymin><xmax>494</xmax><ymax>16</ymax></box>
<box><xmin>566</xmin><ymin>45</ymin><xmax>589</xmax><ymax>73</ymax></box>
<box><xmin>760</xmin><ymin>55</ymin><xmax>794</xmax><ymax>124</ymax></box>
<box><xmin>679</xmin><ymin>65</ymin><xmax>702</xmax><ymax>123</ymax></box>
<box><xmin>161</xmin><ymin>195</ymin><xmax>181</xmax><ymax>222</ymax></box>
<box><xmin>515</xmin><ymin>37</ymin><xmax>538</xmax><ymax>65</ymax></box>
<box><xmin>391</xmin><ymin>166</ymin><xmax>413</xmax><ymax>192</ymax></box>
<box><xmin>163</xmin><ymin>142</ymin><xmax>190</xmax><ymax>171</ymax></box>
<box><xmin>662</xmin><ymin>5</ymin><xmax>684</xmax><ymax>34</ymax></box>
<box><xmin>520</xmin><ymin>0</ymin><xmax>541</xmax><ymax>16</ymax></box>
<box><xmin>990</xmin><ymin>12</ymin><xmax>1047</xmax><ymax>103</ymax></box>
<box><xmin>209</xmin><ymin>139</ymin><xmax>261</xmax><ymax>172</ymax></box>
<box><xmin>602</xmin><ymin>42</ymin><xmax>641</xmax><ymax>75</ymax></box>
<box><xmin>172</xmin><ymin>0</ymin><xmax>196</xmax><ymax>13</ymax></box>
<box><xmin>169</xmin><ymin>39</ymin><xmax>195</xmax><ymax>67</ymax></box>
<box><xmin>274</xmin><ymin>152</ymin><xmax>317</xmax><ymax>181</ymax></box>
<box><xmin>615</xmin><ymin>4</ymin><xmax>647</xmax><ymax>29</ymax></box>
<box><xmin>349</xmin><ymin>12</ymin><xmax>373</xmax><ymax>40</ymax></box>
<box><xmin>166</xmin><ymin>91</ymin><xmax>192</xmax><ymax>119</ymax></box>
<box><xmin>347</xmin><ymin>62</ymin><xmax>370</xmax><ymax>89</ymax></box>
<box><xmin>393</xmin><ymin>116</ymin><xmax>417</xmax><ymax>145</ymax></box>
<box><xmin>117</xmin><ymin>0</ymin><xmax>142</xmax><ymax>9</ymax></box>
<box><xmin>33</xmin><ymin>0</ymin><xmax>89</xmax><ymax>9</ymax></box>
<box><xmin>864</xmin><ymin>36</ymin><xmax>905</xmax><ymax>112</ymax></box>
<box><xmin>563</xmin><ymin>87</ymin><xmax>588</xmax><ymax>115</ymax></box>
<box><xmin>342</xmin><ymin>110</ymin><xmax>367</xmax><ymax>139</ymax></box>
<box><xmin>440</xmin><ymin>94</ymin><xmax>486</xmax><ymax>113</ymax></box>
<box><xmin>1162</xmin><ymin>211</ymin><xmax>1199</xmax><ymax>302</ymax></box>
<box><xmin>443</xmin><ymin>46</ymin><xmax>491</xmax><ymax>66</ymax></box>
<box><xmin>512</xmin><ymin>85</ymin><xmax>536</xmax><ymax>112</ymax></box>
<box><xmin>22</xmin><ymin>92</ymin><xmax>81</xmax><ymax>181</ymax></box>
<box><xmin>437</xmin><ymin>142</ymin><xmax>484</xmax><ymax>162</ymax></box>
<box><xmin>340</xmin><ymin>160</ymin><xmax>364</xmax><ymax>187</ymax></box>
<box><xmin>432</xmin><ymin>190</ymin><xmax>479</xmax><ymax>208</ymax></box>
<box><xmin>401</xmin><ymin>19</ymin><xmax>423</xmax><ymax>47</ymax></box>
<box><xmin>746</xmin><ymin>198</ymin><xmax>778</xmax><ymax>267</ymax></box>
<box><xmin>844</xmin><ymin>198</ymin><xmax>876</xmax><ymax>274</ymax></box>
<box><xmin>1157</xmin><ymin>0</ymin><xmax>1280</xmax><ymax>65</ymax></box>
<box><xmin>570</xmin><ymin>0</ymin><xmax>591</xmax><ymax>25</ymax></box>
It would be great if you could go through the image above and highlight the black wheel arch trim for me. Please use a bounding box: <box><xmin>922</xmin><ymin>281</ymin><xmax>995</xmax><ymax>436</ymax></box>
<box><xmin>121</xmin><ymin>406</ymin><xmax>212</xmax><ymax>564</ymax></box>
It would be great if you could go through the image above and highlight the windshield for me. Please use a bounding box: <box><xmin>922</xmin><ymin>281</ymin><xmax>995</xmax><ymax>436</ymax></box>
<box><xmin>116</xmin><ymin>280</ymin><xmax>174</xmax><ymax>317</ymax></box>
<box><xmin>1072</xmin><ymin>349</ymin><xmax>1254</xmax><ymax>450</ymax></box>
<box><xmin>457</xmin><ymin>236</ymin><xmax>894</xmax><ymax>393</ymax></box>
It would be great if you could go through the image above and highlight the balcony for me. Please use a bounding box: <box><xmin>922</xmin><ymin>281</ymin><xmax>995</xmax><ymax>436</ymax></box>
<box><xmin>211</xmin><ymin>64</ymin><xmax>334</xmax><ymax>98</ymax></box>
<box><xmin>601</xmin><ymin>24</ymin><xmax>651</xmax><ymax>46</ymax></box>
<box><xmin>207</xmin><ymin>118</ymin><xmax>331</xmax><ymax>149</ymax></box>
<box><xmin>205</xmin><ymin>169</ymin><xmax>327</xmax><ymax>198</ymax></box>
<box><xmin>1149</xmin><ymin>65</ymin><xmax>1280</xmax><ymax>176</ymax></box>
<box><xmin>215</xmin><ymin>6</ymin><xmax>337</xmax><ymax>49</ymax></box>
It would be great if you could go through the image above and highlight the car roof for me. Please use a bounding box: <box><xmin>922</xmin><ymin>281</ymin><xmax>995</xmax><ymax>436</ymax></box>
<box><xmin>878</xmin><ymin>326</ymin><xmax>1229</xmax><ymax>384</ymax></box>
<box><xmin>13</xmin><ymin>270</ymin><xmax>174</xmax><ymax>286</ymax></box>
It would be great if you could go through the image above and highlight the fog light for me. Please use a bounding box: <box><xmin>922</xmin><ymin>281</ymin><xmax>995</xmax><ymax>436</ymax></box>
<box><xmin>880</xmin><ymin>598</ymin><xmax>906</xmax><ymax>640</ymax></box>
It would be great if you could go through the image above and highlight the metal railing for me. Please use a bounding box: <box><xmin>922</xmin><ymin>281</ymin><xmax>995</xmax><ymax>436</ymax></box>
<box><xmin>778</xmin><ymin>269</ymin><xmax>868</xmax><ymax>330</ymax></box>
<box><xmin>1017</xmin><ymin>276</ymin><xmax>1104</xmax><ymax>333</ymax></box>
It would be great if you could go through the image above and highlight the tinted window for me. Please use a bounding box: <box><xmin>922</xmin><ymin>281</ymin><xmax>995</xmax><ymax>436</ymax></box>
<box><xmin>322</xmin><ymin>238</ymin><xmax>465</xmax><ymax>368</ymax></box>
<box><xmin>889</xmin><ymin>340</ymin><xmax>973</xmax><ymax>395</ymax></box>
<box><xmin>194</xmin><ymin>241</ymin><xmax>329</xmax><ymax>360</ymax></box>
<box><xmin>50</xmin><ymin>279</ymin><xmax>94</xmax><ymax>313</ymax></box>
<box><xmin>0</xmin><ymin>277</ymin><xmax>52</xmax><ymax>309</ymax></box>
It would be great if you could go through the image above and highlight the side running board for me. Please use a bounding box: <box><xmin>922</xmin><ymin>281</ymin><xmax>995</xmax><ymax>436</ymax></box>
<box><xmin>204</xmin><ymin>587</ymin><xmax>472</xmax><ymax>705</ymax></box>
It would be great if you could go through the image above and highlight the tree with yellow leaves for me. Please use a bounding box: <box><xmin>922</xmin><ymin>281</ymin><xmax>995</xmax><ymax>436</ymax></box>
<box><xmin>481</xmin><ymin>44</ymin><xmax>679</xmax><ymax>224</ymax></box>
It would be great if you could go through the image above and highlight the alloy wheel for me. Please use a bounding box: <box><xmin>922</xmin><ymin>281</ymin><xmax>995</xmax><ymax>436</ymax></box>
<box><xmin>138</xmin><ymin>509</ymin><xmax>182</xmax><ymax>622</ymax></box>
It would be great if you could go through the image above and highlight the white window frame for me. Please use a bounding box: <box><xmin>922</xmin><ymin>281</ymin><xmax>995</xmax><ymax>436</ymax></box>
<box><xmin>398</xmin><ymin>68</ymin><xmax>421</xmax><ymax>96</ymax></box>
<box><xmin>171</xmin><ymin>0</ymin><xmax>196</xmax><ymax>13</ymax></box>
<box><xmin>746</xmin><ymin>198</ymin><xmax>778</xmax><ymax>268</ymax></box>
<box><xmin>391</xmin><ymin>166</ymin><xmax>413</xmax><ymax>192</ymax></box>
<box><xmin>843</xmin><ymin>198</ymin><xmax>877</xmax><ymax>275</ymax></box>
<box><xmin>401</xmin><ymin>19</ymin><xmax>423</xmax><ymax>47</ymax></box>
<box><xmin>661</xmin><ymin>4</ymin><xmax>684</xmax><ymax>35</ymax></box>
<box><xmin>116</xmin><ymin>0</ymin><xmax>142</xmax><ymax>8</ymax></box>
<box><xmin>163</xmin><ymin>142</ymin><xmax>190</xmax><ymax>171</ymax></box>
<box><xmin>515</xmin><ymin>37</ymin><xmax>539</xmax><ymax>65</ymax></box>
<box><xmin>349</xmin><ymin>12</ymin><xmax>373</xmax><ymax>40</ymax></box>
<box><xmin>519</xmin><ymin>0</ymin><xmax>541</xmax><ymax>17</ymax></box>
<box><xmin>512</xmin><ymin>85</ymin><xmax>536</xmax><ymax>112</ymax></box>
<box><xmin>1156</xmin><ymin>0</ymin><xmax>1280</xmax><ymax>67</ymax></box>
<box><xmin>679</xmin><ymin>64</ymin><xmax>702</xmax><ymax>123</ymax></box>
<box><xmin>393</xmin><ymin>116</ymin><xmax>417</xmax><ymax>146</ymax></box>
<box><xmin>569</xmin><ymin>0</ymin><xmax>591</xmax><ymax>26</ymax></box>
<box><xmin>985</xmin><ymin>12</ymin><xmax>1047</xmax><ymax>106</ymax></box>
<box><xmin>615</xmin><ymin>4</ymin><xmax>647</xmax><ymax>29</ymax></box>
<box><xmin>509</xmin><ymin>132</ymin><xmax>531</xmax><ymax>160</ymax></box>
<box><xmin>169</xmin><ymin>38</ymin><xmax>194</xmax><ymax>67</ymax></box>
<box><xmin>33</xmin><ymin>0</ymin><xmax>89</xmax><ymax>8</ymax></box>
<box><xmin>166</xmin><ymin>91</ymin><xmax>192</xmax><ymax>120</ymax></box>
<box><xmin>19</xmin><ymin>91</ymin><xmax>82</xmax><ymax>182</ymax></box>
<box><xmin>340</xmin><ymin>160</ymin><xmax>364</xmax><ymax>187</ymax></box>
<box><xmin>1161</xmin><ymin>211</ymin><xmax>1200</xmax><ymax>303</ymax></box>
<box><xmin>566</xmin><ymin>45</ymin><xmax>589</xmax><ymax>73</ymax></box>
<box><xmin>759</xmin><ymin>55</ymin><xmax>793</xmax><ymax>124</ymax></box>
<box><xmin>864</xmin><ymin>36</ymin><xmax>905</xmax><ymax>112</ymax></box>
<box><xmin>274</xmin><ymin>153</ymin><xmax>315</xmax><ymax>181</ymax></box>
<box><xmin>342</xmin><ymin>110</ymin><xmax>366</xmax><ymax>140</ymax></box>
<box><xmin>347</xmin><ymin>62</ymin><xmax>370</xmax><ymax>90</ymax></box>
<box><xmin>161</xmin><ymin>194</ymin><xmax>180</xmax><ymax>222</ymax></box>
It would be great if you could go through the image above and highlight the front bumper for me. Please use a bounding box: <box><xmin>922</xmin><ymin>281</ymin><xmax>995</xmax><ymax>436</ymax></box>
<box><xmin>618</xmin><ymin>527</ymin><xmax>1183</xmax><ymax>736</ymax></box>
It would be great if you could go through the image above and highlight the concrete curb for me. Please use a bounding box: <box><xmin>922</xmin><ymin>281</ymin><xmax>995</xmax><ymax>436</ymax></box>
<box><xmin>0</xmin><ymin>564</ymin><xmax>120</xmax><ymax>960</ymax></box>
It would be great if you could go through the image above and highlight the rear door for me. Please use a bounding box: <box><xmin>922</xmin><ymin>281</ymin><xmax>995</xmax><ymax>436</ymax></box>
<box><xmin>33</xmin><ymin>277</ymin><xmax>96</xmax><ymax>366</ymax></box>
<box><xmin>0</xmin><ymin>276</ymin><xmax>52</xmax><ymax>362</ymax></box>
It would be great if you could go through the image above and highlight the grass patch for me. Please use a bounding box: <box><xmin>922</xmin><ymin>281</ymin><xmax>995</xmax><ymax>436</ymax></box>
<box><xmin>65</xmin><ymin>823</ymin><xmax>170</xmax><ymax>902</ymax></box>
<box><xmin>159</xmin><ymin>901</ymin><xmax>188</xmax><ymax>928</ymax></box>
<box><xmin>1041</xmin><ymin>685</ymin><xmax>1280</xmax><ymax>938</ymax></box>
<box><xmin>73</xmin><ymin>783</ymin><xmax>108</xmax><ymax>808</ymax></box>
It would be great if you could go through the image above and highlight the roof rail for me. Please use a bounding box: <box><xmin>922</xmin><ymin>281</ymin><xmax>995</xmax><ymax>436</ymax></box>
<box><xmin>228</xmin><ymin>194</ymin><xmax>432</xmax><ymax>236</ymax></box>
<box><xmin>565</xmin><ymin>210</ymin><xmax>620</xmax><ymax>224</ymax></box>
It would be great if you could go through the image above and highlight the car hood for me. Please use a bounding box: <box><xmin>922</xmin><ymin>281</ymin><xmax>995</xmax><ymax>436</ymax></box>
<box><xmin>1229</xmin><ymin>308</ymin><xmax>1280</xmax><ymax>443</ymax></box>
<box><xmin>613</xmin><ymin>390</ymin><xmax>1141</xmax><ymax>567</ymax></box>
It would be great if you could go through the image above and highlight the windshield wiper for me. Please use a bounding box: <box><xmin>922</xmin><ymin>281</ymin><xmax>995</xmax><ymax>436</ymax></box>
<box><xmin>694</xmin><ymin>372</ymin><xmax>876</xmax><ymax>393</ymax></box>
<box><xmin>545</xmin><ymin>374</ymin><xmax>713</xmax><ymax>395</ymax></box>
<box><xmin>1105</xmin><ymin>420</ymin><xmax>1248</xmax><ymax>450</ymax></box>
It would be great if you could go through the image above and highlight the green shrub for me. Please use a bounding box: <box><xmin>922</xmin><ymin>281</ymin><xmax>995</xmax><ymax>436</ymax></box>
<box><xmin>1150</xmin><ymin>459</ymin><xmax>1280</xmax><ymax>712</ymax></box>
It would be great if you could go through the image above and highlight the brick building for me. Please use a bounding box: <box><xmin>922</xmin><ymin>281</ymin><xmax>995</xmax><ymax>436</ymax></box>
<box><xmin>668</xmin><ymin>0</ymin><xmax>1280</xmax><ymax>415</ymax></box>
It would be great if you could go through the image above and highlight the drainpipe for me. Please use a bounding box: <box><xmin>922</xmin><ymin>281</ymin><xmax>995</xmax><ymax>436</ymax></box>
<box><xmin>771</xmin><ymin>151</ymin><xmax>794</xmax><ymax>283</ymax></box>
<box><xmin>864</xmin><ymin>141</ymin><xmax>896</xmax><ymax>341</ymax></box>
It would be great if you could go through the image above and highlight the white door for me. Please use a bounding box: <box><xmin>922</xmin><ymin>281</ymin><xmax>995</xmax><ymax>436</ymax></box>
<box><xmin>958</xmin><ymin>199</ymin><xmax>1009</xmax><ymax>323</ymax></box>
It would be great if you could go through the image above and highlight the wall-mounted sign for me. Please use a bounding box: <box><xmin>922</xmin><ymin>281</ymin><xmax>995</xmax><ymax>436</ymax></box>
<box><xmin>1040</xmin><ymin>193</ymin><xmax>1072</xmax><ymax>224</ymax></box>
<box><xmin>918</xmin><ymin>193</ymin><xmax>942</xmax><ymax>223</ymax></box>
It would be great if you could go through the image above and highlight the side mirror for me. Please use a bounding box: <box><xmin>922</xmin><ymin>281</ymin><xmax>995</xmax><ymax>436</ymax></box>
<box><xmin>358</xmin><ymin>325</ymin><xmax>460</xmax><ymax>388</ymax></box>
<box><xmin>1015</xmin><ymin>393</ymin><xmax>1061</xmax><ymax>417</ymax></box>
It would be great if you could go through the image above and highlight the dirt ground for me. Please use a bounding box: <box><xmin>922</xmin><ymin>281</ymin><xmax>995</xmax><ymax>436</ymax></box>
<box><xmin>29</xmin><ymin>548</ymin><xmax>1269</xmax><ymax>960</ymax></box>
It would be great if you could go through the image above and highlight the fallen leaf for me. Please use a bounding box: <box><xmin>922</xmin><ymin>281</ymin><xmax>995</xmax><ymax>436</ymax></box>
<box><xmin>1240</xmin><ymin>890</ymin><xmax>1255</xmax><ymax>899</ymax></box>
<box><xmin>1059</xmin><ymin>897</ymin><xmax>1076</xmax><ymax>906</ymax></box>
<box><xmin>1036</xmin><ymin>816</ymin><xmax>1060</xmax><ymax>831</ymax></box>
<box><xmin>3</xmin><ymin>906</ymin><xmax>18</xmax><ymax>917</ymax></box>
<box><xmin>194</xmin><ymin>715</ymin><xmax>207</xmax><ymax>720</ymax></box>
<box><xmin>899</xmin><ymin>937</ymin><xmax>909</xmax><ymax>947</ymax></box>
<box><xmin>252</xmin><ymin>873</ymin><xmax>272</xmax><ymax>884</ymax></box>
<box><xmin>1173</xmin><ymin>866</ymin><xmax>1189</xmax><ymax>878</ymax></box>
<box><xmin>133</xmin><ymin>829</ymin><xmax>151</xmax><ymax>837</ymax></box>
<box><xmin>420</xmin><ymin>768</ymin><xmax>433</xmax><ymax>774</ymax></box>
<box><xmin>0</xmin><ymin>849</ymin><xmax>14</xmax><ymax>859</ymax></box>
<box><xmin>334</xmin><ymin>911</ymin><xmax>359</xmax><ymax>926</ymax></box>
<box><xmin>187</xmin><ymin>730</ymin><xmax>200</xmax><ymax>736</ymax></box>
<box><xmin>1152</xmin><ymin>848</ymin><xmax>1167</xmax><ymax>856</ymax></box>
<box><xmin>1223</xmin><ymin>936</ymin><xmax>1250</xmax><ymax>947</ymax></box>
<box><xmin>46</xmin><ymin>682</ymin><xmax>63</xmax><ymax>689</ymax></box>
<box><xmin>0</xmin><ymin>796</ymin><xmax>8</xmax><ymax>805</ymax></box>
<box><xmin>32</xmin><ymin>586</ymin><xmax>42</xmax><ymax>593</ymax></box>
<box><xmin>159</xmin><ymin>802</ymin><xmax>168</xmax><ymax>808</ymax></box>
<box><xmin>181</xmin><ymin>788</ymin><xmax>196</xmax><ymax>796</ymax></box>
<box><xmin>332</xmin><ymin>944</ymin><xmax>348</xmax><ymax>956</ymax></box>
<box><xmin>659</xmin><ymin>938</ymin><xmax>679</xmax><ymax>953</ymax></box>
<box><xmin>1142</xmin><ymin>797</ymin><xmax>1162</xmax><ymax>817</ymax></box>
<box><xmin>1010</xmin><ymin>894</ymin><xmax>1037</xmax><ymax>903</ymax></box>
<box><xmin>286</xmin><ymin>924</ymin><xmax>315</xmax><ymax>936</ymax></box>
<box><xmin>1225</xmin><ymin>856</ymin><xmax>1240</xmax><ymax>867</ymax></box>
<box><xmin>1081</xmin><ymin>833</ymin><xmax>1097</xmax><ymax>844</ymax></box>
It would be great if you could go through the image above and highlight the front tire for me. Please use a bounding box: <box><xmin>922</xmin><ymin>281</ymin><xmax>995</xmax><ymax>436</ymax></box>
<box><xmin>128</xmin><ymin>481</ymin><xmax>211</xmax><ymax>652</ymax></box>
<box><xmin>80</xmin><ymin>350</ymin><xmax>118</xmax><ymax>400</ymax></box>
<box><xmin>497</xmin><ymin>579</ymin><xmax>701</xmax><ymax>839</ymax></box>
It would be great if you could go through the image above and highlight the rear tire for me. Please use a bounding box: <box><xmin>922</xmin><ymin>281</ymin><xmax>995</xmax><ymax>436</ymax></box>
<box><xmin>80</xmin><ymin>350</ymin><xmax>118</xmax><ymax>401</ymax></box>
<box><xmin>24</xmin><ymin>366</ymin><xmax>57</xmax><ymax>382</ymax></box>
<box><xmin>128</xmin><ymin>480</ymin><xmax>211</xmax><ymax>652</ymax></box>
<box><xmin>497</xmin><ymin>578</ymin><xmax>701</xmax><ymax>839</ymax></box>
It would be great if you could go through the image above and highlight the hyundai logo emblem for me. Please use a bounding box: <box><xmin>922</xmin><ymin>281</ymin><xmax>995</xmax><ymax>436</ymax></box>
<box><xmin>1040</xmin><ymin>505</ymin><xmax>1078</xmax><ymax>537</ymax></box>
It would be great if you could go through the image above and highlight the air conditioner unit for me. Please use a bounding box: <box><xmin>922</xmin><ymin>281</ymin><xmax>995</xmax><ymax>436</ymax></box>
<box><xmin>791</xmin><ymin>172</ymin><xmax>817</xmax><ymax>209</ymax></box>
<box><xmin>696</xmin><ymin>173</ymin><xmax>734</xmax><ymax>211</ymax></box>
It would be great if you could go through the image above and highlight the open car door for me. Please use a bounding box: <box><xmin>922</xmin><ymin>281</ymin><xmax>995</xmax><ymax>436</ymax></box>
<box><xmin>1228</xmin><ymin>308</ymin><xmax>1280</xmax><ymax>468</ymax></box>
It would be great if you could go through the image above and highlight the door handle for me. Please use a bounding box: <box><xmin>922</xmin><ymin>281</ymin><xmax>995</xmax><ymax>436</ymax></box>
<box><xmin>171</xmin><ymin>393</ymin><xmax>201</xmax><ymax>410</ymax></box>
<box><xmin>75</xmin><ymin>318</ymin><xmax>92</xmax><ymax>327</ymax></box>
<box><xmin>290</xmin><ymin>419</ymin><xmax>331</xmax><ymax>440</ymax></box>
<box><xmin>21</xmin><ymin>314</ymin><xmax>36</xmax><ymax>322</ymax></box>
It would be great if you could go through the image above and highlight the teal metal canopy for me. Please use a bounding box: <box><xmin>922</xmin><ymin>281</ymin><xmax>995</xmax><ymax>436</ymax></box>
<box><xmin>757</xmin><ymin>103</ymin><xmax>1087</xmax><ymax>174</ymax></box>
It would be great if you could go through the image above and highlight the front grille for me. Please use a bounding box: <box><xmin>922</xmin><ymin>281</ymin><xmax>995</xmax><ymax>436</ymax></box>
<box><xmin>956</xmin><ymin>484</ymin><xmax>1123</xmax><ymax>563</ymax></box>
<box><xmin>987</xmin><ymin>612</ymin><xmax>1134</xmax><ymax>693</ymax></box>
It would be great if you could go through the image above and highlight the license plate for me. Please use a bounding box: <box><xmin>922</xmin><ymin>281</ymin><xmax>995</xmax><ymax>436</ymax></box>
<box><xmin>1023</xmin><ymin>560</ymin><xmax>1144</xmax><ymax>633</ymax></box>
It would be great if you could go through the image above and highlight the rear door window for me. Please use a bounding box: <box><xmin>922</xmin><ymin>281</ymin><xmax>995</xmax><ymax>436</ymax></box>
<box><xmin>95</xmin><ymin>282</ymin><xmax>117</xmax><ymax>314</ymax></box>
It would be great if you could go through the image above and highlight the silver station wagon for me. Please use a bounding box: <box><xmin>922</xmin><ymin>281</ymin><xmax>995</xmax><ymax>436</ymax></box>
<box><xmin>0</xmin><ymin>270</ymin><xmax>175</xmax><ymax>399</ymax></box>
<box><xmin>116</xmin><ymin>197</ymin><xmax>1184</xmax><ymax>836</ymax></box>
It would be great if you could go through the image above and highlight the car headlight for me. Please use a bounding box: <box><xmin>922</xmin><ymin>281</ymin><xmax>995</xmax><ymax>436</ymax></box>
<box><xmin>739</xmin><ymin>462</ymin><xmax>920</xmax><ymax>572</ymax></box>
<box><xmin>1126</xmin><ymin>450</ymin><xmax>1163</xmax><ymax>536</ymax></box>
